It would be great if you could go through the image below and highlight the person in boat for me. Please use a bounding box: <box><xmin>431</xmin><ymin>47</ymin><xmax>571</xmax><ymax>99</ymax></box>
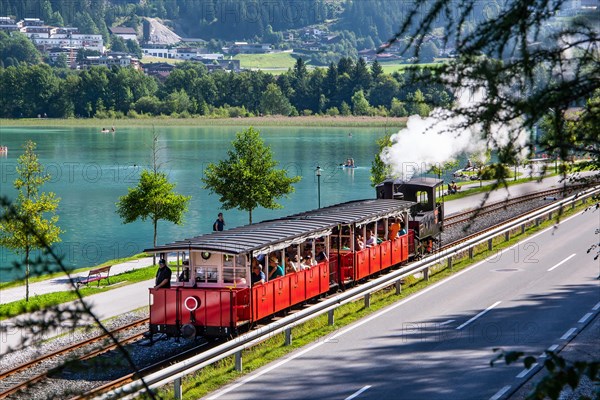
<box><xmin>111</xmin><ymin>126</ymin><xmax>115</xmax><ymax>133</ymax></box>
<box><xmin>343</xmin><ymin>158</ymin><xmax>355</xmax><ymax>168</ymax></box>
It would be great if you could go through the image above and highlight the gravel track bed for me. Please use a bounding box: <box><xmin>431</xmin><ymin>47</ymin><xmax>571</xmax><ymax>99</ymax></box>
<box><xmin>440</xmin><ymin>197</ymin><xmax>561</xmax><ymax>245</ymax></box>
<box><xmin>1</xmin><ymin>309</ymin><xmax>205</xmax><ymax>399</ymax></box>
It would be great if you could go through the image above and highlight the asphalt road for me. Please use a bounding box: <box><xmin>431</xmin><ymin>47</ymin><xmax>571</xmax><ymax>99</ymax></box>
<box><xmin>205</xmin><ymin>209</ymin><xmax>600</xmax><ymax>400</ymax></box>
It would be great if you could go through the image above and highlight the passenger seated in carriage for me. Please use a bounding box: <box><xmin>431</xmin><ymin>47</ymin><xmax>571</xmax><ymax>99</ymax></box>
<box><xmin>365</xmin><ymin>230</ymin><xmax>376</xmax><ymax>247</ymax></box>
<box><xmin>356</xmin><ymin>234</ymin><xmax>365</xmax><ymax>250</ymax></box>
<box><xmin>388</xmin><ymin>218</ymin><xmax>401</xmax><ymax>240</ymax></box>
<box><xmin>251</xmin><ymin>259</ymin><xmax>265</xmax><ymax>285</ymax></box>
<box><xmin>268</xmin><ymin>256</ymin><xmax>285</xmax><ymax>280</ymax></box>
<box><xmin>399</xmin><ymin>221</ymin><xmax>407</xmax><ymax>236</ymax></box>
<box><xmin>315</xmin><ymin>244</ymin><xmax>328</xmax><ymax>263</ymax></box>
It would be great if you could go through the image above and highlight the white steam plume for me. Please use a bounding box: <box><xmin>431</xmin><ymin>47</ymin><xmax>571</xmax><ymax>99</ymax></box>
<box><xmin>380</xmin><ymin>88</ymin><xmax>529</xmax><ymax>181</ymax></box>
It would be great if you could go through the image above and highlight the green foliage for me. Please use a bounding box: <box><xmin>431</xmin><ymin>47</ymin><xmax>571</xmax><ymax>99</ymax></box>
<box><xmin>0</xmin><ymin>141</ymin><xmax>63</xmax><ymax>301</ymax></box>
<box><xmin>387</xmin><ymin>0</ymin><xmax>599</xmax><ymax>186</ymax></box>
<box><xmin>492</xmin><ymin>349</ymin><xmax>600</xmax><ymax>400</ymax></box>
<box><xmin>260</xmin><ymin>83</ymin><xmax>293</xmax><ymax>116</ymax></box>
<box><xmin>116</xmin><ymin>135</ymin><xmax>190</xmax><ymax>248</ymax></box>
<box><xmin>202</xmin><ymin>127</ymin><xmax>301</xmax><ymax>224</ymax></box>
<box><xmin>351</xmin><ymin>90</ymin><xmax>371</xmax><ymax>116</ymax></box>
<box><xmin>370</xmin><ymin>133</ymin><xmax>393</xmax><ymax>186</ymax></box>
<box><xmin>0</xmin><ymin>31</ymin><xmax>42</xmax><ymax>65</ymax></box>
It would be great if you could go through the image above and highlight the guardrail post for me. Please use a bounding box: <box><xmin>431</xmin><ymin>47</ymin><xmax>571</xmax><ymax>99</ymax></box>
<box><xmin>447</xmin><ymin>257</ymin><xmax>453</xmax><ymax>270</ymax></box>
<box><xmin>395</xmin><ymin>280</ymin><xmax>402</xmax><ymax>295</ymax></box>
<box><xmin>235</xmin><ymin>350</ymin><xmax>243</xmax><ymax>372</ymax></box>
<box><xmin>504</xmin><ymin>231</ymin><xmax>510</xmax><ymax>241</ymax></box>
<box><xmin>424</xmin><ymin>267</ymin><xmax>429</xmax><ymax>281</ymax></box>
<box><xmin>364</xmin><ymin>293</ymin><xmax>371</xmax><ymax>308</ymax></box>
<box><xmin>468</xmin><ymin>247</ymin><xmax>473</xmax><ymax>259</ymax></box>
<box><xmin>488</xmin><ymin>239</ymin><xmax>493</xmax><ymax>251</ymax></box>
<box><xmin>521</xmin><ymin>224</ymin><xmax>525</xmax><ymax>234</ymax></box>
<box><xmin>174</xmin><ymin>377</ymin><xmax>182</xmax><ymax>399</ymax></box>
<box><xmin>328</xmin><ymin>309</ymin><xmax>335</xmax><ymax>325</ymax></box>
<box><xmin>284</xmin><ymin>328</ymin><xmax>292</xmax><ymax>346</ymax></box>
<box><xmin>548</xmin><ymin>211</ymin><xmax>552</xmax><ymax>220</ymax></box>
<box><xmin>535</xmin><ymin>218</ymin><xmax>540</xmax><ymax>227</ymax></box>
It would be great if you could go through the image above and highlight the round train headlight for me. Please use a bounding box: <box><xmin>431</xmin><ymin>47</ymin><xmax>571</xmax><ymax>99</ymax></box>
<box><xmin>184</xmin><ymin>296</ymin><xmax>200</xmax><ymax>312</ymax></box>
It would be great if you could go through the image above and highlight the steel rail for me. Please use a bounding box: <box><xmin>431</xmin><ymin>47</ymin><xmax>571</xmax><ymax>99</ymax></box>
<box><xmin>0</xmin><ymin>318</ymin><xmax>148</xmax><ymax>399</ymax></box>
<box><xmin>443</xmin><ymin>185</ymin><xmax>584</xmax><ymax>227</ymax></box>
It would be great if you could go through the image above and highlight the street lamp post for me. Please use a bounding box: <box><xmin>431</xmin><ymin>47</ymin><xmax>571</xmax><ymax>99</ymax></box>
<box><xmin>316</xmin><ymin>165</ymin><xmax>321</xmax><ymax>209</ymax></box>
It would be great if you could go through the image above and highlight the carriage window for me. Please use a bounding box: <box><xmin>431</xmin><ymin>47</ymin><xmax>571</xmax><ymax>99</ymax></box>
<box><xmin>223</xmin><ymin>254</ymin><xmax>249</xmax><ymax>285</ymax></box>
<box><xmin>195</xmin><ymin>267</ymin><xmax>218</xmax><ymax>283</ymax></box>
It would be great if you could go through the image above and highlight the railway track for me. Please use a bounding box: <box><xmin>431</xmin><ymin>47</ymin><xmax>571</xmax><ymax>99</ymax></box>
<box><xmin>443</xmin><ymin>186</ymin><xmax>580</xmax><ymax>227</ymax></box>
<box><xmin>0</xmin><ymin>318</ymin><xmax>148</xmax><ymax>399</ymax></box>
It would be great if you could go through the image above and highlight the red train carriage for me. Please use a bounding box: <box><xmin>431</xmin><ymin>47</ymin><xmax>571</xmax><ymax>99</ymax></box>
<box><xmin>145</xmin><ymin>198</ymin><xmax>415</xmax><ymax>339</ymax></box>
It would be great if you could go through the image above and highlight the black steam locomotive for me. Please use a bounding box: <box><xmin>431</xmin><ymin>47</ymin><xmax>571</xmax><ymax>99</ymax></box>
<box><xmin>376</xmin><ymin>177</ymin><xmax>444</xmax><ymax>253</ymax></box>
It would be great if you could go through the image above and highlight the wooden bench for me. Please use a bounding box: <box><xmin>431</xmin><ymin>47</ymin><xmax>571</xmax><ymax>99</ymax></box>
<box><xmin>77</xmin><ymin>265</ymin><xmax>112</xmax><ymax>287</ymax></box>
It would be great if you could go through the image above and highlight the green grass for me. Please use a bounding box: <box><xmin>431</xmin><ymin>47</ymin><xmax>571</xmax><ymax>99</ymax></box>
<box><xmin>0</xmin><ymin>116</ymin><xmax>408</xmax><ymax>129</ymax></box>
<box><xmin>234</xmin><ymin>52</ymin><xmax>297</xmax><ymax>69</ymax></box>
<box><xmin>0</xmin><ymin>265</ymin><xmax>156</xmax><ymax>321</ymax></box>
<box><xmin>378</xmin><ymin>61</ymin><xmax>445</xmax><ymax>74</ymax></box>
<box><xmin>155</xmin><ymin>199</ymin><xmax>590</xmax><ymax>399</ymax></box>
<box><xmin>0</xmin><ymin>253</ymin><xmax>150</xmax><ymax>291</ymax></box>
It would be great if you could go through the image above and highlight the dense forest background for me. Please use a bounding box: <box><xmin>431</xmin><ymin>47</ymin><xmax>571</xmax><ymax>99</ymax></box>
<box><xmin>0</xmin><ymin>57</ymin><xmax>453</xmax><ymax>118</ymax></box>
<box><xmin>0</xmin><ymin>0</ymin><xmax>498</xmax><ymax>44</ymax></box>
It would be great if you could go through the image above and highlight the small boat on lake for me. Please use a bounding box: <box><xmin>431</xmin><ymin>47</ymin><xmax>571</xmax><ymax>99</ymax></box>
<box><xmin>340</xmin><ymin>158</ymin><xmax>356</xmax><ymax>168</ymax></box>
<box><xmin>0</xmin><ymin>146</ymin><xmax>7</xmax><ymax>153</ymax></box>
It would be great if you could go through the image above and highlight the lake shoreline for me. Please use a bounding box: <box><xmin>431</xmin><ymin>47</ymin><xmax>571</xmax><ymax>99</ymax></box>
<box><xmin>0</xmin><ymin>115</ymin><xmax>408</xmax><ymax>129</ymax></box>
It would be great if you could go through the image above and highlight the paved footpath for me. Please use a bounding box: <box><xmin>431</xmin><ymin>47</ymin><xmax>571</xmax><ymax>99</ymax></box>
<box><xmin>0</xmin><ymin>256</ymin><xmax>156</xmax><ymax>305</ymax></box>
<box><xmin>0</xmin><ymin>174</ymin><xmax>595</xmax><ymax>354</ymax></box>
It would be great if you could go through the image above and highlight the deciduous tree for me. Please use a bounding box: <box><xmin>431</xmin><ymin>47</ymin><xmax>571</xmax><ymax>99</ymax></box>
<box><xmin>0</xmin><ymin>141</ymin><xmax>62</xmax><ymax>301</ymax></box>
<box><xmin>202</xmin><ymin>127</ymin><xmax>301</xmax><ymax>224</ymax></box>
<box><xmin>116</xmin><ymin>134</ymin><xmax>190</xmax><ymax>263</ymax></box>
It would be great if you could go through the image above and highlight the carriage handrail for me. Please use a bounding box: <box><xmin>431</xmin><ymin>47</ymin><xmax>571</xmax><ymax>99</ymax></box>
<box><xmin>103</xmin><ymin>184</ymin><xmax>600</xmax><ymax>399</ymax></box>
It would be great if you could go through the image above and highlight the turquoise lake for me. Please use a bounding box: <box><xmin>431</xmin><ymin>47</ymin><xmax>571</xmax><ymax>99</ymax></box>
<box><xmin>0</xmin><ymin>125</ymin><xmax>396</xmax><ymax>281</ymax></box>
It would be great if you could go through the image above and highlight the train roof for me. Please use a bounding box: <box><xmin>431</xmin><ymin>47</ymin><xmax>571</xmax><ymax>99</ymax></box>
<box><xmin>377</xmin><ymin>177</ymin><xmax>444</xmax><ymax>189</ymax></box>
<box><xmin>145</xmin><ymin>199</ymin><xmax>414</xmax><ymax>256</ymax></box>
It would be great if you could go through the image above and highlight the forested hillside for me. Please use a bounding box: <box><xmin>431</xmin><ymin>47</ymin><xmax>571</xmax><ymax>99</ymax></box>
<box><xmin>0</xmin><ymin>0</ymin><xmax>337</xmax><ymax>40</ymax></box>
<box><xmin>0</xmin><ymin>0</ymin><xmax>503</xmax><ymax>45</ymax></box>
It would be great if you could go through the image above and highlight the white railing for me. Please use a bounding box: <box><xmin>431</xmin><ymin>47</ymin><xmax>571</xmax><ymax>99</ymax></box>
<box><xmin>102</xmin><ymin>185</ymin><xmax>600</xmax><ymax>400</ymax></box>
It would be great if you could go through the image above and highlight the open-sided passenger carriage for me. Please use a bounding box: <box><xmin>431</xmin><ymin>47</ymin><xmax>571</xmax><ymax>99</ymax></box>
<box><xmin>145</xmin><ymin>198</ymin><xmax>415</xmax><ymax>340</ymax></box>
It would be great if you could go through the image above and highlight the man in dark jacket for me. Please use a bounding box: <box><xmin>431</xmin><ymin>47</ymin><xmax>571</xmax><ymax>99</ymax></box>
<box><xmin>154</xmin><ymin>259</ymin><xmax>172</xmax><ymax>289</ymax></box>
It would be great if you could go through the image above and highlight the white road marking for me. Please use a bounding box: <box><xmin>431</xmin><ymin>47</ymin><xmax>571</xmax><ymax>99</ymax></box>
<box><xmin>345</xmin><ymin>385</ymin><xmax>372</xmax><ymax>400</ymax></box>
<box><xmin>439</xmin><ymin>319</ymin><xmax>455</xmax><ymax>326</ymax></box>
<box><xmin>516</xmin><ymin>364</ymin><xmax>538</xmax><ymax>378</ymax></box>
<box><xmin>489</xmin><ymin>385</ymin><xmax>511</xmax><ymax>400</ymax></box>
<box><xmin>593</xmin><ymin>302</ymin><xmax>600</xmax><ymax>311</ymax></box>
<box><xmin>548</xmin><ymin>344</ymin><xmax>559</xmax><ymax>352</ymax></box>
<box><xmin>560</xmin><ymin>328</ymin><xmax>577</xmax><ymax>340</ymax></box>
<box><xmin>208</xmin><ymin>211</ymin><xmax>588</xmax><ymax>399</ymax></box>
<box><xmin>456</xmin><ymin>301</ymin><xmax>502</xmax><ymax>330</ymax></box>
<box><xmin>547</xmin><ymin>253</ymin><xmax>576</xmax><ymax>271</ymax></box>
<box><xmin>578</xmin><ymin>312</ymin><xmax>593</xmax><ymax>323</ymax></box>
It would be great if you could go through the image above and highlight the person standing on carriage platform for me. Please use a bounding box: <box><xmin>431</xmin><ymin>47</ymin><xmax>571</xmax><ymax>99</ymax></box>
<box><xmin>154</xmin><ymin>259</ymin><xmax>172</xmax><ymax>289</ymax></box>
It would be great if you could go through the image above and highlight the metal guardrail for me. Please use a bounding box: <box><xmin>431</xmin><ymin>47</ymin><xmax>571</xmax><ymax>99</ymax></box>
<box><xmin>101</xmin><ymin>185</ymin><xmax>600</xmax><ymax>400</ymax></box>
